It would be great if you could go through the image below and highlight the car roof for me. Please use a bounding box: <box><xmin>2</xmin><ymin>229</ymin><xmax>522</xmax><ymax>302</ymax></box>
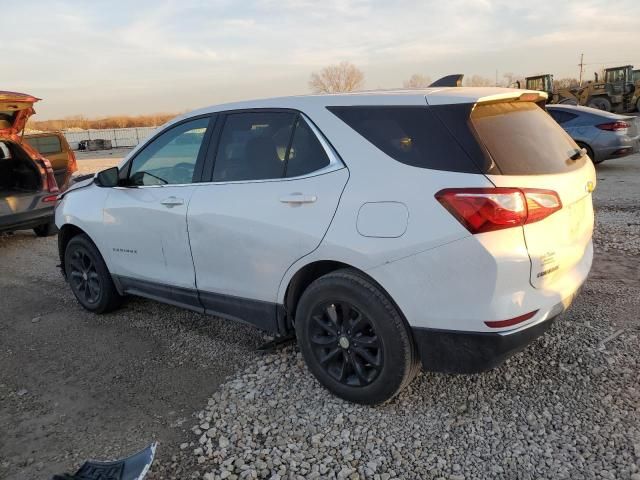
<box><xmin>182</xmin><ymin>87</ymin><xmax>540</xmax><ymax>119</ymax></box>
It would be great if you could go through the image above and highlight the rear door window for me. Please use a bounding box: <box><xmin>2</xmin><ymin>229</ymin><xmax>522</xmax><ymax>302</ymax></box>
<box><xmin>212</xmin><ymin>112</ymin><xmax>296</xmax><ymax>182</ymax></box>
<box><xmin>470</xmin><ymin>102</ymin><xmax>585</xmax><ymax>174</ymax></box>
<box><xmin>26</xmin><ymin>135</ymin><xmax>62</xmax><ymax>155</ymax></box>
<box><xmin>547</xmin><ymin>110</ymin><xmax>578</xmax><ymax>125</ymax></box>
<box><xmin>285</xmin><ymin>117</ymin><xmax>330</xmax><ymax>178</ymax></box>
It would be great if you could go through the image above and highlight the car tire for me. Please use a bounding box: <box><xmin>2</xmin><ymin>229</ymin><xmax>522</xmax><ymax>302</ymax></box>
<box><xmin>295</xmin><ymin>268</ymin><xmax>418</xmax><ymax>404</ymax></box>
<box><xmin>33</xmin><ymin>221</ymin><xmax>58</xmax><ymax>237</ymax></box>
<box><xmin>578</xmin><ymin>143</ymin><xmax>600</xmax><ymax>165</ymax></box>
<box><xmin>64</xmin><ymin>234</ymin><xmax>122</xmax><ymax>314</ymax></box>
<box><xmin>587</xmin><ymin>97</ymin><xmax>611</xmax><ymax>112</ymax></box>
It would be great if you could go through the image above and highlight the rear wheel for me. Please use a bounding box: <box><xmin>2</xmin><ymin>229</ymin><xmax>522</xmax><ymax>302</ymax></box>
<box><xmin>64</xmin><ymin>234</ymin><xmax>122</xmax><ymax>313</ymax></box>
<box><xmin>587</xmin><ymin>96</ymin><xmax>611</xmax><ymax>112</ymax></box>
<box><xmin>33</xmin><ymin>221</ymin><xmax>57</xmax><ymax>237</ymax></box>
<box><xmin>577</xmin><ymin>143</ymin><xmax>600</xmax><ymax>165</ymax></box>
<box><xmin>295</xmin><ymin>269</ymin><xmax>418</xmax><ymax>404</ymax></box>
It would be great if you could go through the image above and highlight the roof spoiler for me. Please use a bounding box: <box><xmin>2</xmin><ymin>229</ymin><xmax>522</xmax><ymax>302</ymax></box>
<box><xmin>429</xmin><ymin>74</ymin><xmax>464</xmax><ymax>87</ymax></box>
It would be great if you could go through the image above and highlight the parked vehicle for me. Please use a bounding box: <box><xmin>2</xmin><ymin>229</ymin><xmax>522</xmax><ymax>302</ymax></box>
<box><xmin>547</xmin><ymin>104</ymin><xmax>640</xmax><ymax>164</ymax></box>
<box><xmin>24</xmin><ymin>131</ymin><xmax>77</xmax><ymax>189</ymax></box>
<box><xmin>56</xmin><ymin>88</ymin><xmax>596</xmax><ymax>404</ymax></box>
<box><xmin>0</xmin><ymin>91</ymin><xmax>60</xmax><ymax>236</ymax></box>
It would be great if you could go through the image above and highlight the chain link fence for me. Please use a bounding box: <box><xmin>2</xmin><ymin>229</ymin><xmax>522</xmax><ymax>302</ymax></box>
<box><xmin>63</xmin><ymin>127</ymin><xmax>157</xmax><ymax>150</ymax></box>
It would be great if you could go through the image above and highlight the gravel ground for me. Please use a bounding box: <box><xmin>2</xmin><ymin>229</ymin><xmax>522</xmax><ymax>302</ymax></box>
<box><xmin>1</xmin><ymin>150</ymin><xmax>638</xmax><ymax>479</ymax></box>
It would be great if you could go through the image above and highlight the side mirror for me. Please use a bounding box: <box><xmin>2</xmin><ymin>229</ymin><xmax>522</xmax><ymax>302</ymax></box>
<box><xmin>95</xmin><ymin>167</ymin><xmax>119</xmax><ymax>188</ymax></box>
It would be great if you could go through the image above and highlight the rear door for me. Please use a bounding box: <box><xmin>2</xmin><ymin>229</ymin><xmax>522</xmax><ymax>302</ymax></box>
<box><xmin>188</xmin><ymin>110</ymin><xmax>348</xmax><ymax>329</ymax></box>
<box><xmin>470</xmin><ymin>101</ymin><xmax>596</xmax><ymax>289</ymax></box>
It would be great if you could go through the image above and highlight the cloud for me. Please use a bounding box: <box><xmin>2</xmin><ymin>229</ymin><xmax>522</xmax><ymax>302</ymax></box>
<box><xmin>3</xmin><ymin>0</ymin><xmax>639</xmax><ymax>118</ymax></box>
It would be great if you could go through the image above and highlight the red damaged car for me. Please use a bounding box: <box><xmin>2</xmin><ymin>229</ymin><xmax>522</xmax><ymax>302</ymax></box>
<box><xmin>0</xmin><ymin>91</ymin><xmax>72</xmax><ymax>236</ymax></box>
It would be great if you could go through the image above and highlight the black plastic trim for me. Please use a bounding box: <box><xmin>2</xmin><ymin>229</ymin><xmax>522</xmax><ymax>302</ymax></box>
<box><xmin>199</xmin><ymin>290</ymin><xmax>280</xmax><ymax>333</ymax></box>
<box><xmin>116</xmin><ymin>275</ymin><xmax>204</xmax><ymax>313</ymax></box>
<box><xmin>113</xmin><ymin>275</ymin><xmax>284</xmax><ymax>334</ymax></box>
<box><xmin>412</xmin><ymin>315</ymin><xmax>557</xmax><ymax>374</ymax></box>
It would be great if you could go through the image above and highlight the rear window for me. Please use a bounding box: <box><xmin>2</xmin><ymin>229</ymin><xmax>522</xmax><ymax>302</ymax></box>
<box><xmin>26</xmin><ymin>135</ymin><xmax>62</xmax><ymax>155</ymax></box>
<box><xmin>470</xmin><ymin>102</ymin><xmax>585</xmax><ymax>174</ymax></box>
<box><xmin>327</xmin><ymin>106</ymin><xmax>482</xmax><ymax>173</ymax></box>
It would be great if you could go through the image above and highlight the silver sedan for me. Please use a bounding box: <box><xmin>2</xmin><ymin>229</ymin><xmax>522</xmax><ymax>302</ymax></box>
<box><xmin>547</xmin><ymin>105</ymin><xmax>640</xmax><ymax>164</ymax></box>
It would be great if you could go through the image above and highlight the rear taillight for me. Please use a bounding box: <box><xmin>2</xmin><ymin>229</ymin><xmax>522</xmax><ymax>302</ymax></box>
<box><xmin>435</xmin><ymin>188</ymin><xmax>562</xmax><ymax>234</ymax></box>
<box><xmin>67</xmin><ymin>151</ymin><xmax>78</xmax><ymax>174</ymax></box>
<box><xmin>596</xmin><ymin>121</ymin><xmax>629</xmax><ymax>131</ymax></box>
<box><xmin>37</xmin><ymin>158</ymin><xmax>60</xmax><ymax>194</ymax></box>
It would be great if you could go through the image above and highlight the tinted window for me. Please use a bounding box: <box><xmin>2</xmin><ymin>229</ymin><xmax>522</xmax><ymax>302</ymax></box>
<box><xmin>547</xmin><ymin>110</ymin><xmax>578</xmax><ymax>125</ymax></box>
<box><xmin>213</xmin><ymin>112</ymin><xmax>296</xmax><ymax>182</ymax></box>
<box><xmin>471</xmin><ymin>102</ymin><xmax>585</xmax><ymax>174</ymax></box>
<box><xmin>128</xmin><ymin>117</ymin><xmax>209</xmax><ymax>186</ymax></box>
<box><xmin>26</xmin><ymin>135</ymin><xmax>62</xmax><ymax>155</ymax></box>
<box><xmin>285</xmin><ymin>118</ymin><xmax>330</xmax><ymax>177</ymax></box>
<box><xmin>328</xmin><ymin>106</ymin><xmax>481</xmax><ymax>173</ymax></box>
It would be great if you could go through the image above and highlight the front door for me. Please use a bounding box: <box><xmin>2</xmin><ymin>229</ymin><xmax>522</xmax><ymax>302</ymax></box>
<box><xmin>187</xmin><ymin>111</ymin><xmax>348</xmax><ymax>329</ymax></box>
<box><xmin>102</xmin><ymin>116</ymin><xmax>212</xmax><ymax>299</ymax></box>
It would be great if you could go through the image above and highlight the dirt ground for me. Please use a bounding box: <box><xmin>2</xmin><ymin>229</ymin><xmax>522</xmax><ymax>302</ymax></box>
<box><xmin>0</xmin><ymin>150</ymin><xmax>638</xmax><ymax>479</ymax></box>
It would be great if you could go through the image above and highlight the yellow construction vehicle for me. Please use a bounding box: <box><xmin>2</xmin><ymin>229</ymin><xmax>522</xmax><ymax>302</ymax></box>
<box><xmin>516</xmin><ymin>66</ymin><xmax>637</xmax><ymax>113</ymax></box>
<box><xmin>512</xmin><ymin>74</ymin><xmax>577</xmax><ymax>105</ymax></box>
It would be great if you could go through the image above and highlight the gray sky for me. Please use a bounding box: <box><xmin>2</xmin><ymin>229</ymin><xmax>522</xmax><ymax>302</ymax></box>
<box><xmin>6</xmin><ymin>0</ymin><xmax>639</xmax><ymax>119</ymax></box>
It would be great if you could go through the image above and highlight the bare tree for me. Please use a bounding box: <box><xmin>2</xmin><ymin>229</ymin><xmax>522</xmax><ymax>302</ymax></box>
<box><xmin>502</xmin><ymin>72</ymin><xmax>524</xmax><ymax>88</ymax></box>
<box><xmin>463</xmin><ymin>75</ymin><xmax>494</xmax><ymax>87</ymax></box>
<box><xmin>403</xmin><ymin>73</ymin><xmax>432</xmax><ymax>89</ymax></box>
<box><xmin>309</xmin><ymin>61</ymin><xmax>365</xmax><ymax>93</ymax></box>
<box><xmin>553</xmin><ymin>78</ymin><xmax>580</xmax><ymax>90</ymax></box>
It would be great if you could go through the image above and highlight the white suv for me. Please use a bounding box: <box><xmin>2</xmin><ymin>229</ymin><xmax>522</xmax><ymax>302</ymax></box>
<box><xmin>56</xmin><ymin>88</ymin><xmax>595</xmax><ymax>404</ymax></box>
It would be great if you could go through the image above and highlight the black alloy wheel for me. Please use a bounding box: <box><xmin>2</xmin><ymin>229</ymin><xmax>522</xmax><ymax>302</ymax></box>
<box><xmin>68</xmin><ymin>247</ymin><xmax>102</xmax><ymax>305</ymax></box>
<box><xmin>309</xmin><ymin>301</ymin><xmax>383</xmax><ymax>387</ymax></box>
<box><xmin>295</xmin><ymin>268</ymin><xmax>418</xmax><ymax>404</ymax></box>
<box><xmin>64</xmin><ymin>234</ymin><xmax>122</xmax><ymax>313</ymax></box>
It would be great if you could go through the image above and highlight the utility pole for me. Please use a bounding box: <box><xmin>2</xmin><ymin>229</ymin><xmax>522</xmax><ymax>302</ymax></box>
<box><xmin>578</xmin><ymin>53</ymin><xmax>584</xmax><ymax>86</ymax></box>
<box><xmin>495</xmin><ymin>69</ymin><xmax>499</xmax><ymax>87</ymax></box>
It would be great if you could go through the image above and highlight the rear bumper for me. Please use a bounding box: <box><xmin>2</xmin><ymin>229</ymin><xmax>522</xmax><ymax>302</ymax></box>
<box><xmin>412</xmin><ymin>295</ymin><xmax>575</xmax><ymax>373</ymax></box>
<box><xmin>0</xmin><ymin>206</ymin><xmax>54</xmax><ymax>233</ymax></box>
<box><xmin>413</xmin><ymin>317</ymin><xmax>554</xmax><ymax>373</ymax></box>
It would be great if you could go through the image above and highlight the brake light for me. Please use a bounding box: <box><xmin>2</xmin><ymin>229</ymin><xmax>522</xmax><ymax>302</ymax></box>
<box><xmin>596</xmin><ymin>121</ymin><xmax>629</xmax><ymax>131</ymax></box>
<box><xmin>435</xmin><ymin>188</ymin><xmax>562</xmax><ymax>234</ymax></box>
<box><xmin>38</xmin><ymin>158</ymin><xmax>60</xmax><ymax>194</ymax></box>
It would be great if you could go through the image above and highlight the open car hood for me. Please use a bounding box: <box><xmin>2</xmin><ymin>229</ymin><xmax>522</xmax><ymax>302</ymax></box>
<box><xmin>0</xmin><ymin>91</ymin><xmax>40</xmax><ymax>137</ymax></box>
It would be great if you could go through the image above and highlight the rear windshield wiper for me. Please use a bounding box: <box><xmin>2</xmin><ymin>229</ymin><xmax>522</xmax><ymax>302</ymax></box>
<box><xmin>569</xmin><ymin>148</ymin><xmax>587</xmax><ymax>161</ymax></box>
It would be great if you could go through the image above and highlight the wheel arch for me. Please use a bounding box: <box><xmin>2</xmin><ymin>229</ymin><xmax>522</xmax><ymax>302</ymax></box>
<box><xmin>282</xmin><ymin>260</ymin><xmax>408</xmax><ymax>329</ymax></box>
<box><xmin>57</xmin><ymin>223</ymin><xmax>91</xmax><ymax>276</ymax></box>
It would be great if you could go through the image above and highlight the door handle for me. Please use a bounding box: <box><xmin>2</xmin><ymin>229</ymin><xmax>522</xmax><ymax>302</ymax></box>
<box><xmin>279</xmin><ymin>193</ymin><xmax>317</xmax><ymax>205</ymax></box>
<box><xmin>160</xmin><ymin>196</ymin><xmax>184</xmax><ymax>207</ymax></box>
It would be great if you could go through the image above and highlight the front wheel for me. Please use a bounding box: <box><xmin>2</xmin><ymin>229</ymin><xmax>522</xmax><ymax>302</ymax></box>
<box><xmin>64</xmin><ymin>234</ymin><xmax>122</xmax><ymax>313</ymax></box>
<box><xmin>295</xmin><ymin>269</ymin><xmax>418</xmax><ymax>404</ymax></box>
<box><xmin>587</xmin><ymin>96</ymin><xmax>611</xmax><ymax>112</ymax></box>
